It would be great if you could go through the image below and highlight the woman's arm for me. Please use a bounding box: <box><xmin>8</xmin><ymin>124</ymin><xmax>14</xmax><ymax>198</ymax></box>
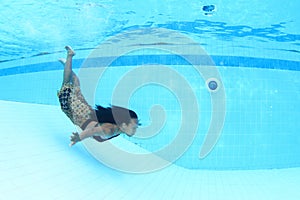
<box><xmin>70</xmin><ymin>126</ymin><xmax>106</xmax><ymax>146</ymax></box>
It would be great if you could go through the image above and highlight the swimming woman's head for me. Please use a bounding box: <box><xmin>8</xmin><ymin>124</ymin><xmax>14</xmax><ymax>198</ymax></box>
<box><xmin>95</xmin><ymin>105</ymin><xmax>139</xmax><ymax>136</ymax></box>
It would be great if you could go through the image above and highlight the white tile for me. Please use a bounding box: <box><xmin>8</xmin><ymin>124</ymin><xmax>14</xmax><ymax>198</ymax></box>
<box><xmin>1</xmin><ymin>101</ymin><xmax>300</xmax><ymax>200</ymax></box>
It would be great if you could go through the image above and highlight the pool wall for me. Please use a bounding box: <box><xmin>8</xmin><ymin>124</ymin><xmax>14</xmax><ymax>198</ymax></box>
<box><xmin>1</xmin><ymin>53</ymin><xmax>299</xmax><ymax>170</ymax></box>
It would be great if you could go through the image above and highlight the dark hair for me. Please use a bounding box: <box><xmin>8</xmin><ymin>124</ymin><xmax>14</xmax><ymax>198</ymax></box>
<box><xmin>95</xmin><ymin>105</ymin><xmax>138</xmax><ymax>125</ymax></box>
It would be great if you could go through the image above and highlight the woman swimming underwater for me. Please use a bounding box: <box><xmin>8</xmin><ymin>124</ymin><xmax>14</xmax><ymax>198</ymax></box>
<box><xmin>57</xmin><ymin>46</ymin><xmax>139</xmax><ymax>146</ymax></box>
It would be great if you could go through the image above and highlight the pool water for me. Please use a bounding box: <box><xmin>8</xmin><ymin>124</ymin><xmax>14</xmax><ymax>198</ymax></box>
<box><xmin>1</xmin><ymin>0</ymin><xmax>300</xmax><ymax>199</ymax></box>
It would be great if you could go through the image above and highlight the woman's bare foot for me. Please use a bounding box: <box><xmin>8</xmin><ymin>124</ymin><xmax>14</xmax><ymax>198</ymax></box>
<box><xmin>58</xmin><ymin>58</ymin><xmax>66</xmax><ymax>65</ymax></box>
<box><xmin>65</xmin><ymin>46</ymin><xmax>75</xmax><ymax>56</ymax></box>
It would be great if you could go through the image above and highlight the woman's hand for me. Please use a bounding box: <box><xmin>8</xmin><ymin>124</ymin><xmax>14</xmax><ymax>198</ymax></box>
<box><xmin>70</xmin><ymin>132</ymin><xmax>81</xmax><ymax>146</ymax></box>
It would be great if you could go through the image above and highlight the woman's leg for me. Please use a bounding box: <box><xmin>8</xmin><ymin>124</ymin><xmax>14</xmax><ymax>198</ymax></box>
<box><xmin>59</xmin><ymin>46</ymin><xmax>80</xmax><ymax>86</ymax></box>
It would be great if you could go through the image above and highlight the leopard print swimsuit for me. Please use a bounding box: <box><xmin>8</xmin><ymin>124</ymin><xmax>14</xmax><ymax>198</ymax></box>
<box><xmin>57</xmin><ymin>83</ymin><xmax>97</xmax><ymax>130</ymax></box>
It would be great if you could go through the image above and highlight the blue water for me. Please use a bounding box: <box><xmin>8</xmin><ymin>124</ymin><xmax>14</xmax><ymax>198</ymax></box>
<box><xmin>1</xmin><ymin>0</ymin><xmax>300</xmax><ymax>199</ymax></box>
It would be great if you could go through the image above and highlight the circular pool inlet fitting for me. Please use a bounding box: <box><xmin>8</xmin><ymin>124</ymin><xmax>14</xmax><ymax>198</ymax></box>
<box><xmin>206</xmin><ymin>78</ymin><xmax>220</xmax><ymax>92</ymax></box>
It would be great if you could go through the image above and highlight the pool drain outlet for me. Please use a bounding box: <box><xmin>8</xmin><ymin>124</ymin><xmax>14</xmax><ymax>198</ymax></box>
<box><xmin>206</xmin><ymin>78</ymin><xmax>220</xmax><ymax>92</ymax></box>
